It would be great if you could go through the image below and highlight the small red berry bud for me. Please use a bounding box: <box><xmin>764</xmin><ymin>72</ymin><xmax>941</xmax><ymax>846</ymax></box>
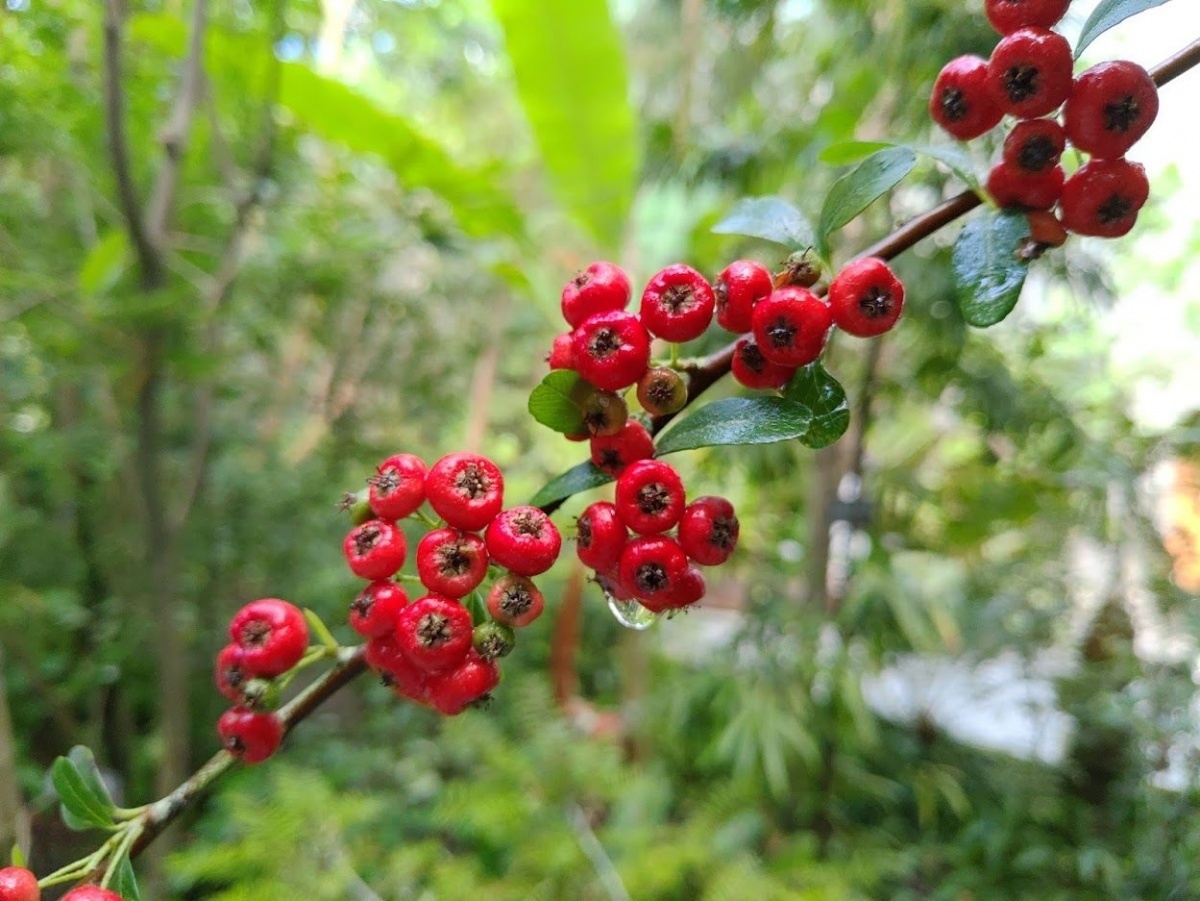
<box><xmin>639</xmin><ymin>264</ymin><xmax>716</xmax><ymax>342</ymax></box>
<box><xmin>561</xmin><ymin>261</ymin><xmax>631</xmax><ymax>328</ymax></box>
<box><xmin>61</xmin><ymin>889</ymin><xmax>123</xmax><ymax>901</ymax></box>
<box><xmin>425</xmin><ymin>452</ymin><xmax>505</xmax><ymax>532</ymax></box>
<box><xmin>228</xmin><ymin>598</ymin><xmax>309</xmax><ymax>678</ymax></box>
<box><xmin>485</xmin><ymin>506</ymin><xmax>562</xmax><ymax>576</ymax></box>
<box><xmin>614</xmin><ymin>459</ymin><xmax>686</xmax><ymax>535</ymax></box>
<box><xmin>590</xmin><ymin>420</ymin><xmax>655</xmax><ymax>477</ymax></box>
<box><xmin>486</xmin><ymin>573</ymin><xmax>546</xmax><ymax>628</ymax></box>
<box><xmin>987</xmin><ymin>160</ymin><xmax>1065</xmax><ymax>211</ymax></box>
<box><xmin>367</xmin><ymin>453</ymin><xmax>427</xmax><ymax>521</ymax></box>
<box><xmin>427</xmin><ymin>650</ymin><xmax>500</xmax><ymax>715</ymax></box>
<box><xmin>348</xmin><ymin>580</ymin><xmax>410</xmax><ymax>638</ymax></box>
<box><xmin>215</xmin><ymin>643</ymin><xmax>249</xmax><ymax>702</ymax></box>
<box><xmin>678</xmin><ymin>496</ymin><xmax>740</xmax><ymax>566</ymax></box>
<box><xmin>930</xmin><ymin>55</ymin><xmax>1003</xmax><ymax>141</ymax></box>
<box><xmin>547</xmin><ymin>332</ymin><xmax>577</xmax><ymax>370</ymax></box>
<box><xmin>715</xmin><ymin>259</ymin><xmax>773</xmax><ymax>332</ymax></box>
<box><xmin>730</xmin><ymin>337</ymin><xmax>796</xmax><ymax>391</ymax></box>
<box><xmin>576</xmin><ymin>501</ymin><xmax>629</xmax><ymax>572</ymax></box>
<box><xmin>1002</xmin><ymin>117</ymin><xmax>1065</xmax><ymax>174</ymax></box>
<box><xmin>217</xmin><ymin>708</ymin><xmax>284</xmax><ymax>764</ymax></box>
<box><xmin>984</xmin><ymin>0</ymin><xmax>1069</xmax><ymax>35</ymax></box>
<box><xmin>416</xmin><ymin>527</ymin><xmax>489</xmax><ymax>598</ymax></box>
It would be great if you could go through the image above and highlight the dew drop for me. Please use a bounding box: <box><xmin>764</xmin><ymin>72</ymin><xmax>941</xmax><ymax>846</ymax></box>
<box><xmin>605</xmin><ymin>593</ymin><xmax>660</xmax><ymax>631</ymax></box>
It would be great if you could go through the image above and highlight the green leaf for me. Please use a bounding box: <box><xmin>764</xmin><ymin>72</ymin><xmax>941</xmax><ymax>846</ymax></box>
<box><xmin>489</xmin><ymin>0</ymin><xmax>637</xmax><ymax>250</ymax></box>
<box><xmin>1075</xmin><ymin>0</ymin><xmax>1173</xmax><ymax>58</ymax></box>
<box><xmin>78</xmin><ymin>230</ymin><xmax>129</xmax><ymax>294</ymax></box>
<box><xmin>51</xmin><ymin>747</ymin><xmax>116</xmax><ymax>831</ymax></box>
<box><xmin>112</xmin><ymin>854</ymin><xmax>143</xmax><ymax>901</ymax></box>
<box><xmin>818</xmin><ymin>141</ymin><xmax>893</xmax><ymax>166</ymax></box>
<box><xmin>907</xmin><ymin>144</ymin><xmax>981</xmax><ymax>191</ymax></box>
<box><xmin>530</xmin><ymin>461</ymin><xmax>613</xmax><ymax>508</ymax></box>
<box><xmin>654</xmin><ymin>397</ymin><xmax>812</xmax><ymax>455</ymax></box>
<box><xmin>952</xmin><ymin>210</ymin><xmax>1031</xmax><ymax>327</ymax></box>
<box><xmin>712</xmin><ymin>196</ymin><xmax>817</xmax><ymax>249</ymax></box>
<box><xmin>818</xmin><ymin>147</ymin><xmax>916</xmax><ymax>253</ymax></box>
<box><xmin>527</xmin><ymin>370</ymin><xmax>595</xmax><ymax>435</ymax></box>
<box><xmin>783</xmin><ymin>362</ymin><xmax>850</xmax><ymax>449</ymax></box>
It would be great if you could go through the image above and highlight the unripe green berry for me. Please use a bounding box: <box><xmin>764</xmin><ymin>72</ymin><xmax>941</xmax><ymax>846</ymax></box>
<box><xmin>239</xmin><ymin>677</ymin><xmax>283</xmax><ymax>712</ymax></box>
<box><xmin>579</xmin><ymin>388</ymin><xmax>629</xmax><ymax>438</ymax></box>
<box><xmin>637</xmin><ymin>367</ymin><xmax>687</xmax><ymax>416</ymax></box>
<box><xmin>473</xmin><ymin>621</ymin><xmax>516</xmax><ymax>660</ymax></box>
<box><xmin>774</xmin><ymin>251</ymin><xmax>822</xmax><ymax>289</ymax></box>
<box><xmin>339</xmin><ymin>490</ymin><xmax>374</xmax><ymax>525</ymax></box>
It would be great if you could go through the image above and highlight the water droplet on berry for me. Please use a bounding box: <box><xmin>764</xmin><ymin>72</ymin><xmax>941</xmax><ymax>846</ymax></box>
<box><xmin>605</xmin><ymin>594</ymin><xmax>659</xmax><ymax>631</ymax></box>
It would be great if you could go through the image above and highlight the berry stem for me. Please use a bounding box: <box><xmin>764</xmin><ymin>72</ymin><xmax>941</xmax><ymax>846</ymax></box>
<box><xmin>100</xmin><ymin>820</ymin><xmax>142</xmax><ymax>888</ymax></box>
<box><xmin>413</xmin><ymin>508</ymin><xmax>441</xmax><ymax>530</ymax></box>
<box><xmin>304</xmin><ymin>607</ymin><xmax>341</xmax><ymax>652</ymax></box>
<box><xmin>669</xmin><ymin>342</ymin><xmax>680</xmax><ymax>369</ymax></box>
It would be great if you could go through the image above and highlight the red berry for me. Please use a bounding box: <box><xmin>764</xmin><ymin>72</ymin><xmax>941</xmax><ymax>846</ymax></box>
<box><xmin>218</xmin><ymin>708</ymin><xmax>284</xmax><ymax>764</ymax></box>
<box><xmin>425</xmin><ymin>452</ymin><xmax>505</xmax><ymax>532</ymax></box>
<box><xmin>715</xmin><ymin>260</ymin><xmax>773</xmax><ymax>333</ymax></box>
<box><xmin>1026</xmin><ymin>209</ymin><xmax>1069</xmax><ymax>248</ymax></box>
<box><xmin>596</xmin><ymin>567</ymin><xmax>636</xmax><ymax>601</ymax></box>
<box><xmin>228</xmin><ymin>598</ymin><xmax>309</xmax><ymax>678</ymax></box>
<box><xmin>561</xmin><ymin>261</ymin><xmax>631</xmax><ymax>328</ymax></box>
<box><xmin>343</xmin><ymin>519</ymin><xmax>408</xmax><ymax>581</ymax></box>
<box><xmin>547</xmin><ymin>332</ymin><xmax>576</xmax><ymax>370</ymax></box>
<box><xmin>0</xmin><ymin>866</ymin><xmax>39</xmax><ymax>901</ymax></box>
<box><xmin>929</xmin><ymin>55</ymin><xmax>1004</xmax><ymax>140</ymax></box>
<box><xmin>485</xmin><ymin>506</ymin><xmax>562</xmax><ymax>576</ymax></box>
<box><xmin>730</xmin><ymin>337</ymin><xmax>796</xmax><ymax>391</ymax></box>
<box><xmin>678</xmin><ymin>496</ymin><xmax>740</xmax><ymax>566</ymax></box>
<box><xmin>348</xmin><ymin>580</ymin><xmax>410</xmax><ymax>638</ymax></box>
<box><xmin>642</xmin><ymin>564</ymin><xmax>706</xmax><ymax>613</ymax></box>
<box><xmin>576</xmin><ymin>501</ymin><xmax>630</xmax><ymax>572</ymax></box>
<box><xmin>367</xmin><ymin>453</ymin><xmax>427</xmax><ymax>521</ymax></box>
<box><xmin>61</xmin><ymin>890</ymin><xmax>122</xmax><ymax>901</ymax></box>
<box><xmin>427</xmin><ymin>650</ymin><xmax>500</xmax><ymax>715</ymax></box>
<box><xmin>571</xmin><ymin>310</ymin><xmax>652</xmax><ymax>392</ymax></box>
<box><xmin>987</xmin><ymin>28</ymin><xmax>1073</xmax><ymax>119</ymax></box>
<box><xmin>215</xmin><ymin>643</ymin><xmax>249</xmax><ymax>702</ymax></box>
<box><xmin>590</xmin><ymin>420</ymin><xmax>655</xmax><ymax>477</ymax></box>
<box><xmin>416</xmin><ymin>527</ymin><xmax>489</xmax><ymax>597</ymax></box>
<box><xmin>827</xmin><ymin>257</ymin><xmax>905</xmax><ymax>338</ymax></box>
<box><xmin>751</xmin><ymin>286</ymin><xmax>833</xmax><ymax>367</ymax></box>
<box><xmin>639</xmin><ymin>264</ymin><xmax>716</xmax><ymax>342</ymax></box>
<box><xmin>364</xmin><ymin>631</ymin><xmax>405</xmax><ymax>674</ymax></box>
<box><xmin>614</xmin><ymin>459</ymin><xmax>686</xmax><ymax>535</ymax></box>
<box><xmin>395</xmin><ymin>594</ymin><xmax>474</xmax><ymax>674</ymax></box>
<box><xmin>986</xmin><ymin>160</ymin><xmax>1064</xmax><ymax>210</ymax></box>
<box><xmin>1002</xmin><ymin>117</ymin><xmax>1065</xmax><ymax>173</ymax></box>
<box><xmin>617</xmin><ymin>535</ymin><xmax>689</xmax><ymax>606</ymax></box>
<box><xmin>486</xmin><ymin>573</ymin><xmax>546</xmax><ymax>628</ymax></box>
<box><xmin>1060</xmin><ymin>158</ymin><xmax>1149</xmax><ymax>238</ymax></box>
<box><xmin>366</xmin><ymin>634</ymin><xmax>431</xmax><ymax>704</ymax></box>
<box><xmin>984</xmin><ymin>0</ymin><xmax>1069</xmax><ymax>34</ymax></box>
<box><xmin>1064</xmin><ymin>60</ymin><xmax>1159</xmax><ymax>159</ymax></box>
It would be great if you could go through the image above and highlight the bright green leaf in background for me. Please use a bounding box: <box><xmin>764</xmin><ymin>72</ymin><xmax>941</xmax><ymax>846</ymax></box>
<box><xmin>711</xmin><ymin>196</ymin><xmax>818</xmax><ymax>249</ymax></box>
<box><xmin>818</xmin><ymin>147</ymin><xmax>916</xmax><ymax>254</ymax></box>
<box><xmin>489</xmin><ymin>0</ymin><xmax>638</xmax><ymax>251</ymax></box>
<box><xmin>784</xmin><ymin>362</ymin><xmax>850</xmax><ymax>449</ymax></box>
<box><xmin>952</xmin><ymin>210</ymin><xmax>1031</xmax><ymax>328</ymax></box>
<box><xmin>77</xmin><ymin>230</ymin><xmax>130</xmax><ymax>295</ymax></box>
<box><xmin>1075</xmin><ymin>0</ymin><xmax>1174</xmax><ymax>58</ymax></box>
<box><xmin>530</xmin><ymin>461</ymin><xmax>612</xmax><ymax>508</ymax></box>
<box><xmin>655</xmin><ymin>396</ymin><xmax>813</xmax><ymax>455</ymax></box>
<box><xmin>820</xmin><ymin>142</ymin><xmax>979</xmax><ymax>191</ymax></box>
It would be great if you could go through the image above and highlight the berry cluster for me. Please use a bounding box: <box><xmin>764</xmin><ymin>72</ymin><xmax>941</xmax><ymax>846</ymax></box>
<box><xmin>930</xmin><ymin>0</ymin><xmax>1158</xmax><ymax>239</ymax></box>
<box><xmin>0</xmin><ymin>869</ymin><xmax>125</xmax><ymax>901</ymax></box>
<box><xmin>576</xmin><ymin>459</ymin><xmax>739</xmax><ymax>615</ymax></box>
<box><xmin>349</xmin><ymin>452</ymin><xmax>562</xmax><ymax>715</ymax></box>
<box><xmin>213</xmin><ymin>597</ymin><xmax>307</xmax><ymax>764</ymax></box>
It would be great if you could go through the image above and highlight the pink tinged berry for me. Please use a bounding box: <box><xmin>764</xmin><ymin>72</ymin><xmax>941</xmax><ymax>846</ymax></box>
<box><xmin>987</xmin><ymin>160</ymin><xmax>1065</xmax><ymax>211</ymax></box>
<box><xmin>571</xmin><ymin>310</ymin><xmax>652</xmax><ymax>392</ymax></box>
<box><xmin>427</xmin><ymin>650</ymin><xmax>501</xmax><ymax>715</ymax></box>
<box><xmin>61</xmin><ymin>890</ymin><xmax>123</xmax><ymax>901</ymax></box>
<box><xmin>228</xmin><ymin>598</ymin><xmax>310</xmax><ymax>678</ymax></box>
<box><xmin>547</xmin><ymin>332</ymin><xmax>577</xmax><ymax>370</ymax></box>
<box><xmin>425</xmin><ymin>452</ymin><xmax>505</xmax><ymax>532</ymax></box>
<box><xmin>0</xmin><ymin>866</ymin><xmax>40</xmax><ymax>901</ymax></box>
<box><xmin>678</xmin><ymin>495</ymin><xmax>740</xmax><ymax>566</ymax></box>
<box><xmin>617</xmin><ymin>535</ymin><xmax>689</xmax><ymax>606</ymax></box>
<box><xmin>984</xmin><ymin>0</ymin><xmax>1070</xmax><ymax>34</ymax></box>
<box><xmin>715</xmin><ymin>259</ymin><xmax>773</xmax><ymax>333</ymax></box>
<box><xmin>730</xmin><ymin>337</ymin><xmax>796</xmax><ymax>391</ymax></box>
<box><xmin>486</xmin><ymin>573</ymin><xmax>546</xmax><ymax>628</ymax></box>
<box><xmin>561</xmin><ymin>261</ymin><xmax>632</xmax><ymax>328</ymax></box>
<box><xmin>215</xmin><ymin>643</ymin><xmax>250</xmax><ymax>702</ymax></box>
<box><xmin>1060</xmin><ymin>158</ymin><xmax>1150</xmax><ymax>239</ymax></box>
<box><xmin>1063</xmin><ymin>60</ymin><xmax>1159</xmax><ymax>160</ymax></box>
<box><xmin>218</xmin><ymin>708</ymin><xmax>284</xmax><ymax>765</ymax></box>
<box><xmin>987</xmin><ymin>27</ymin><xmax>1073</xmax><ymax>119</ymax></box>
<box><xmin>929</xmin><ymin>55</ymin><xmax>1004</xmax><ymax>141</ymax></box>
<box><xmin>614</xmin><ymin>459</ymin><xmax>686</xmax><ymax>535</ymax></box>
<box><xmin>751</xmin><ymin>286</ymin><xmax>833</xmax><ymax>367</ymax></box>
<box><xmin>639</xmin><ymin>264</ymin><xmax>716</xmax><ymax>342</ymax></box>
<box><xmin>1002</xmin><ymin>117</ymin><xmax>1065</xmax><ymax>174</ymax></box>
<box><xmin>590</xmin><ymin>420</ymin><xmax>655</xmax><ymax>477</ymax></box>
<box><xmin>485</xmin><ymin>506</ymin><xmax>562</xmax><ymax>576</ymax></box>
<box><xmin>367</xmin><ymin>453</ymin><xmax>427</xmax><ymax>521</ymax></box>
<box><xmin>396</xmin><ymin>594</ymin><xmax>474</xmax><ymax>674</ymax></box>
<box><xmin>348</xmin><ymin>580</ymin><xmax>410</xmax><ymax>638</ymax></box>
<box><xmin>827</xmin><ymin>257</ymin><xmax>906</xmax><ymax>338</ymax></box>
<box><xmin>576</xmin><ymin>501</ymin><xmax>629</xmax><ymax>572</ymax></box>
<box><xmin>416</xmin><ymin>527</ymin><xmax>489</xmax><ymax>598</ymax></box>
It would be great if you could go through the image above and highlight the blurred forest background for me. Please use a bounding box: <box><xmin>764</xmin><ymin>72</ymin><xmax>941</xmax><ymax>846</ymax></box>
<box><xmin>3</xmin><ymin>0</ymin><xmax>1200</xmax><ymax>897</ymax></box>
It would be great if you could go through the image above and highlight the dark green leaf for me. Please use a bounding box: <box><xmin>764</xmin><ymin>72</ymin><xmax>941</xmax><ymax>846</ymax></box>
<box><xmin>655</xmin><ymin>397</ymin><xmax>812</xmax><ymax>455</ymax></box>
<box><xmin>784</xmin><ymin>363</ymin><xmax>850</xmax><ymax>449</ymax></box>
<box><xmin>1075</xmin><ymin>0</ymin><xmax>1173</xmax><ymax>58</ymax></box>
<box><xmin>952</xmin><ymin>210</ymin><xmax>1031</xmax><ymax>327</ymax></box>
<box><xmin>112</xmin><ymin>854</ymin><xmax>142</xmax><ymax>901</ymax></box>
<box><xmin>51</xmin><ymin>747</ymin><xmax>115</xmax><ymax>831</ymax></box>
<box><xmin>530</xmin><ymin>461</ymin><xmax>613</xmax><ymax>508</ymax></box>
<box><xmin>818</xmin><ymin>147</ymin><xmax>917</xmax><ymax>252</ymax></box>
<box><xmin>818</xmin><ymin>141</ymin><xmax>893</xmax><ymax>166</ymax></box>
<box><xmin>490</xmin><ymin>0</ymin><xmax>638</xmax><ymax>250</ymax></box>
<box><xmin>712</xmin><ymin>196</ymin><xmax>817</xmax><ymax>249</ymax></box>
<box><xmin>527</xmin><ymin>370</ymin><xmax>590</xmax><ymax>435</ymax></box>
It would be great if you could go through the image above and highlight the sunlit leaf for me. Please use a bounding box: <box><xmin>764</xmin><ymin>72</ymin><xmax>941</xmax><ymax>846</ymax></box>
<box><xmin>818</xmin><ymin>147</ymin><xmax>916</xmax><ymax>252</ymax></box>
<box><xmin>655</xmin><ymin>397</ymin><xmax>812</xmax><ymax>455</ymax></box>
<box><xmin>1075</xmin><ymin>0</ymin><xmax>1174</xmax><ymax>58</ymax></box>
<box><xmin>712</xmin><ymin>196</ymin><xmax>817</xmax><ymax>249</ymax></box>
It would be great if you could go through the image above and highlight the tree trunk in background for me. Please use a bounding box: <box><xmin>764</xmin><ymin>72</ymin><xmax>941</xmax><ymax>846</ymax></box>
<box><xmin>0</xmin><ymin>646</ymin><xmax>31</xmax><ymax>858</ymax></box>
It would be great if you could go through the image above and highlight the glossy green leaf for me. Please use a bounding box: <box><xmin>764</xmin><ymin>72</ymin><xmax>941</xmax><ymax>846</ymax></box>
<box><xmin>51</xmin><ymin>746</ymin><xmax>116</xmax><ymax>831</ymax></box>
<box><xmin>530</xmin><ymin>461</ymin><xmax>613</xmax><ymax>508</ymax></box>
<box><xmin>112</xmin><ymin>854</ymin><xmax>143</xmax><ymax>901</ymax></box>
<box><xmin>527</xmin><ymin>370</ymin><xmax>593</xmax><ymax>435</ymax></box>
<box><xmin>818</xmin><ymin>141</ymin><xmax>893</xmax><ymax>166</ymax></box>
<box><xmin>712</xmin><ymin>196</ymin><xmax>818</xmax><ymax>249</ymax></box>
<box><xmin>489</xmin><ymin>0</ymin><xmax>637</xmax><ymax>250</ymax></box>
<box><xmin>818</xmin><ymin>147</ymin><xmax>916</xmax><ymax>252</ymax></box>
<box><xmin>784</xmin><ymin>362</ymin><xmax>850</xmax><ymax>449</ymax></box>
<box><xmin>655</xmin><ymin>397</ymin><xmax>812</xmax><ymax>455</ymax></box>
<box><xmin>78</xmin><ymin>230</ymin><xmax>129</xmax><ymax>295</ymax></box>
<box><xmin>1075</xmin><ymin>0</ymin><xmax>1173</xmax><ymax>58</ymax></box>
<box><xmin>952</xmin><ymin>210</ymin><xmax>1031</xmax><ymax>327</ymax></box>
